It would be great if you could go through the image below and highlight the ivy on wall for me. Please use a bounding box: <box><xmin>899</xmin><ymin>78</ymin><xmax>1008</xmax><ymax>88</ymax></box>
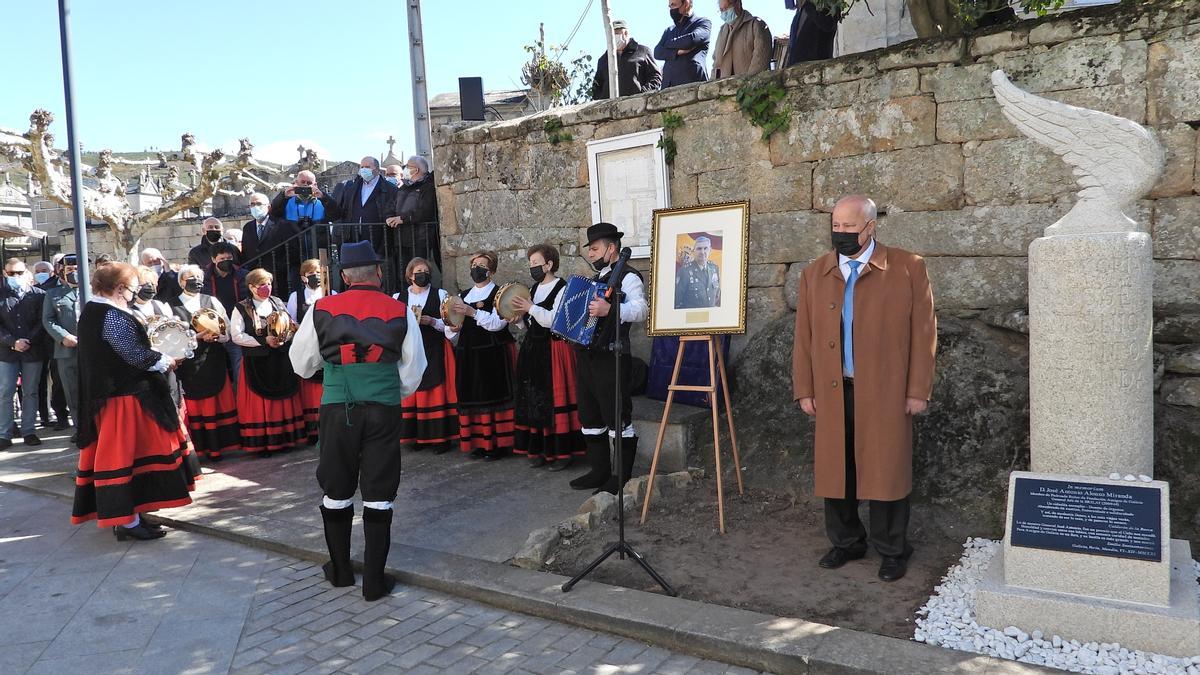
<box><xmin>735</xmin><ymin>76</ymin><xmax>789</xmax><ymax>142</ymax></box>
<box><xmin>657</xmin><ymin>111</ymin><xmax>685</xmax><ymax>165</ymax></box>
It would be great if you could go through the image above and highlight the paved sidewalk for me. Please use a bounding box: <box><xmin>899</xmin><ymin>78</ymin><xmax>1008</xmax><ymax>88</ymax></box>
<box><xmin>0</xmin><ymin>487</ymin><xmax>764</xmax><ymax>675</ymax></box>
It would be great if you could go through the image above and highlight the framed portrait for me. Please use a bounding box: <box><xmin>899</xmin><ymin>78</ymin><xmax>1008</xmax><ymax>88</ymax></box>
<box><xmin>586</xmin><ymin>129</ymin><xmax>671</xmax><ymax>259</ymax></box>
<box><xmin>648</xmin><ymin>201</ymin><xmax>749</xmax><ymax>337</ymax></box>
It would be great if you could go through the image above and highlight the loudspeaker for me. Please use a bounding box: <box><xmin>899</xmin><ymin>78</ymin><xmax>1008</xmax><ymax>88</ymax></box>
<box><xmin>459</xmin><ymin>77</ymin><xmax>485</xmax><ymax>121</ymax></box>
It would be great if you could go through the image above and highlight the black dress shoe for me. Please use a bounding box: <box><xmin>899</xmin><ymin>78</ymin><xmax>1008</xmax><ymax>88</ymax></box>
<box><xmin>434</xmin><ymin>445</ymin><xmax>452</xmax><ymax>455</ymax></box>
<box><xmin>468</xmin><ymin>449</ymin><xmax>485</xmax><ymax>460</ymax></box>
<box><xmin>482</xmin><ymin>453</ymin><xmax>503</xmax><ymax>462</ymax></box>
<box><xmin>113</xmin><ymin>523</ymin><xmax>167</xmax><ymax>541</ymax></box>
<box><xmin>23</xmin><ymin>435</ymin><xmax>41</xmax><ymax>446</ymax></box>
<box><xmin>528</xmin><ymin>456</ymin><xmax>549</xmax><ymax>468</ymax></box>
<box><xmin>818</xmin><ymin>547</ymin><xmax>866</xmax><ymax>569</ymax></box>
<box><xmin>54</xmin><ymin>420</ymin><xmax>69</xmax><ymax>431</ymax></box>
<box><xmin>878</xmin><ymin>546</ymin><xmax>914</xmax><ymax>582</ymax></box>
<box><xmin>547</xmin><ymin>456</ymin><xmax>573</xmax><ymax>472</ymax></box>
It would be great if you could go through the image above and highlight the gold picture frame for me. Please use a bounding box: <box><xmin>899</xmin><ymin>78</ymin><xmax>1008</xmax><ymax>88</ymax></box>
<box><xmin>647</xmin><ymin>201</ymin><xmax>750</xmax><ymax>336</ymax></box>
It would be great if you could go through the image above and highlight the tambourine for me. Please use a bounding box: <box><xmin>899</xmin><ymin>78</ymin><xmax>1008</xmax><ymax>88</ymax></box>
<box><xmin>266</xmin><ymin>310</ymin><xmax>297</xmax><ymax>343</ymax></box>
<box><xmin>495</xmin><ymin>282</ymin><xmax>531</xmax><ymax>322</ymax></box>
<box><xmin>441</xmin><ymin>295</ymin><xmax>467</xmax><ymax>330</ymax></box>
<box><xmin>148</xmin><ymin>318</ymin><xmax>198</xmax><ymax>360</ymax></box>
<box><xmin>190</xmin><ymin>307</ymin><xmax>227</xmax><ymax>337</ymax></box>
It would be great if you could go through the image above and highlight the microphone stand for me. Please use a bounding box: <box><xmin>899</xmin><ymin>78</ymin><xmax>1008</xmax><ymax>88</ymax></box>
<box><xmin>563</xmin><ymin>255</ymin><xmax>676</xmax><ymax>596</ymax></box>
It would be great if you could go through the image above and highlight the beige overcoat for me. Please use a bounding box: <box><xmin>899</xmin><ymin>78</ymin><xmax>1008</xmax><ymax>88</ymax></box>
<box><xmin>791</xmin><ymin>244</ymin><xmax>937</xmax><ymax>502</ymax></box>
<box><xmin>710</xmin><ymin>11</ymin><xmax>773</xmax><ymax>80</ymax></box>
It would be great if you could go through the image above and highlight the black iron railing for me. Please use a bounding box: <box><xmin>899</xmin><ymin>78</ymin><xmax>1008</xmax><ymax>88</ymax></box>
<box><xmin>239</xmin><ymin>221</ymin><xmax>442</xmax><ymax>300</ymax></box>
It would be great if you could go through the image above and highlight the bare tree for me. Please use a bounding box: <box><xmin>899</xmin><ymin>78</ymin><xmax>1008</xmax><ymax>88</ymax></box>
<box><xmin>0</xmin><ymin>109</ymin><xmax>271</xmax><ymax>260</ymax></box>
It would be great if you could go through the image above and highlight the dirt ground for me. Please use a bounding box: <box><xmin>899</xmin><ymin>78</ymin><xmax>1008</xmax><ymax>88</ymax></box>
<box><xmin>546</xmin><ymin>478</ymin><xmax>991</xmax><ymax>639</ymax></box>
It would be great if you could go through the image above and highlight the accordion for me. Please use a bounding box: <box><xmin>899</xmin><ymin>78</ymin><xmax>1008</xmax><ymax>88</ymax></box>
<box><xmin>551</xmin><ymin>275</ymin><xmax>607</xmax><ymax>347</ymax></box>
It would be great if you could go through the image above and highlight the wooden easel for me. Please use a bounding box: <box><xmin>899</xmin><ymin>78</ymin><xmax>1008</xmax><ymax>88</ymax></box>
<box><xmin>640</xmin><ymin>335</ymin><xmax>744</xmax><ymax>534</ymax></box>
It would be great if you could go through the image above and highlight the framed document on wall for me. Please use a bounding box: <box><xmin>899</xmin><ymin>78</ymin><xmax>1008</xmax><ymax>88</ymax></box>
<box><xmin>586</xmin><ymin>129</ymin><xmax>671</xmax><ymax>258</ymax></box>
<box><xmin>648</xmin><ymin>201</ymin><xmax>750</xmax><ymax>337</ymax></box>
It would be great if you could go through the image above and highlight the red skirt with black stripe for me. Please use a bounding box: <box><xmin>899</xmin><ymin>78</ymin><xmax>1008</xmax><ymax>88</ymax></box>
<box><xmin>401</xmin><ymin>340</ymin><xmax>459</xmax><ymax>450</ymax></box>
<box><xmin>299</xmin><ymin>378</ymin><xmax>322</xmax><ymax>441</ymax></box>
<box><xmin>514</xmin><ymin>339</ymin><xmax>585</xmax><ymax>460</ymax></box>
<box><xmin>237</xmin><ymin>369</ymin><xmax>306</xmax><ymax>453</ymax></box>
<box><xmin>458</xmin><ymin>343</ymin><xmax>516</xmax><ymax>457</ymax></box>
<box><xmin>184</xmin><ymin>378</ymin><xmax>240</xmax><ymax>459</ymax></box>
<box><xmin>71</xmin><ymin>395</ymin><xmax>201</xmax><ymax>528</ymax></box>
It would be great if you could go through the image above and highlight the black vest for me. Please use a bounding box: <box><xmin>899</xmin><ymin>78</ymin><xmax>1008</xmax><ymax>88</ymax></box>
<box><xmin>586</xmin><ymin>265</ymin><xmax>642</xmax><ymax>353</ymax></box>
<box><xmin>395</xmin><ymin>286</ymin><xmax>446</xmax><ymax>391</ymax></box>
<box><xmin>169</xmin><ymin>295</ymin><xmax>230</xmax><ymax>399</ymax></box>
<box><xmin>235</xmin><ymin>297</ymin><xmax>299</xmax><ymax>399</ymax></box>
<box><xmin>312</xmin><ymin>286</ymin><xmax>409</xmax><ymax>366</ymax></box>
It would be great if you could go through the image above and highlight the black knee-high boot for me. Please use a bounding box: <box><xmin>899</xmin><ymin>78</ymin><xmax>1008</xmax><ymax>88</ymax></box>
<box><xmin>569</xmin><ymin>434</ymin><xmax>612</xmax><ymax>490</ymax></box>
<box><xmin>361</xmin><ymin>507</ymin><xmax>396</xmax><ymax>601</ymax></box>
<box><xmin>598</xmin><ymin>435</ymin><xmax>639</xmax><ymax>495</ymax></box>
<box><xmin>320</xmin><ymin>504</ymin><xmax>355</xmax><ymax>587</ymax></box>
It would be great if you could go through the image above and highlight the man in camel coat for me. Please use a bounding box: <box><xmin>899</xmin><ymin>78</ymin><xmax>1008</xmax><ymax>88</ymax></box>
<box><xmin>792</xmin><ymin>194</ymin><xmax>937</xmax><ymax>582</ymax></box>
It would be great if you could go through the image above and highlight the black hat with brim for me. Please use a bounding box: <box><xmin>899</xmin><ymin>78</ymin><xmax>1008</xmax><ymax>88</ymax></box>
<box><xmin>586</xmin><ymin>222</ymin><xmax>624</xmax><ymax>245</ymax></box>
<box><xmin>339</xmin><ymin>241</ymin><xmax>385</xmax><ymax>268</ymax></box>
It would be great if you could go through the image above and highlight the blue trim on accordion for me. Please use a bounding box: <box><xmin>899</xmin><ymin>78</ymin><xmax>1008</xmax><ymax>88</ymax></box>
<box><xmin>551</xmin><ymin>275</ymin><xmax>606</xmax><ymax>347</ymax></box>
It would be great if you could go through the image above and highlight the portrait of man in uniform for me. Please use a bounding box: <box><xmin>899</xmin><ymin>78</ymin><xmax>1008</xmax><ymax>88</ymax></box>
<box><xmin>674</xmin><ymin>233</ymin><xmax>721</xmax><ymax>309</ymax></box>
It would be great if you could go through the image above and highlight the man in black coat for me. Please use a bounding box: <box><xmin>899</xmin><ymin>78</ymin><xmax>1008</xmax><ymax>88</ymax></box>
<box><xmin>592</xmin><ymin>20</ymin><xmax>662</xmax><ymax>99</ymax></box>
<box><xmin>385</xmin><ymin>156</ymin><xmax>441</xmax><ymax>289</ymax></box>
<box><xmin>0</xmin><ymin>258</ymin><xmax>46</xmax><ymax>448</ymax></box>
<box><xmin>244</xmin><ymin>190</ymin><xmax>301</xmax><ymax>296</ymax></box>
<box><xmin>333</xmin><ymin>157</ymin><xmax>399</xmax><ymax>275</ymax></box>
<box><xmin>785</xmin><ymin>0</ymin><xmax>839</xmax><ymax>66</ymax></box>
<box><xmin>188</xmin><ymin>217</ymin><xmax>234</xmax><ymax>270</ymax></box>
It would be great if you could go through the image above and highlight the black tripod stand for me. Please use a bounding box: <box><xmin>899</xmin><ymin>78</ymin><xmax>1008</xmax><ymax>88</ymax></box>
<box><xmin>562</xmin><ymin>249</ymin><xmax>676</xmax><ymax>596</ymax></box>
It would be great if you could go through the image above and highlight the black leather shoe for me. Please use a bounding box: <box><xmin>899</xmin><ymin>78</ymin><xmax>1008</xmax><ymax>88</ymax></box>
<box><xmin>818</xmin><ymin>547</ymin><xmax>866</xmax><ymax>569</ymax></box>
<box><xmin>878</xmin><ymin>547</ymin><xmax>914</xmax><ymax>582</ymax></box>
<box><xmin>23</xmin><ymin>435</ymin><xmax>41</xmax><ymax>446</ymax></box>
<box><xmin>434</xmin><ymin>445</ymin><xmax>452</xmax><ymax>455</ymax></box>
<box><xmin>528</xmin><ymin>456</ymin><xmax>549</xmax><ymax>468</ymax></box>
<box><xmin>547</xmin><ymin>456</ymin><xmax>573</xmax><ymax>472</ymax></box>
<box><xmin>113</xmin><ymin>523</ymin><xmax>167</xmax><ymax>541</ymax></box>
<box><xmin>54</xmin><ymin>420</ymin><xmax>69</xmax><ymax>431</ymax></box>
<box><xmin>468</xmin><ymin>449</ymin><xmax>485</xmax><ymax>460</ymax></box>
<box><xmin>482</xmin><ymin>453</ymin><xmax>504</xmax><ymax>462</ymax></box>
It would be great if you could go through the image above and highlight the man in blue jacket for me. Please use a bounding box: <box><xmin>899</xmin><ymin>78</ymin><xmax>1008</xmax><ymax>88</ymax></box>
<box><xmin>654</xmin><ymin>0</ymin><xmax>712</xmax><ymax>88</ymax></box>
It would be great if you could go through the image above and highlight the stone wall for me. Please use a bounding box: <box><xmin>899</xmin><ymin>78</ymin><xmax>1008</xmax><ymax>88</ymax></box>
<box><xmin>432</xmin><ymin>2</ymin><xmax>1200</xmax><ymax>534</ymax></box>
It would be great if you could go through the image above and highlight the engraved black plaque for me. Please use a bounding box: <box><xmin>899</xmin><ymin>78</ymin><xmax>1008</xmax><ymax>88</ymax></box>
<box><xmin>1010</xmin><ymin>477</ymin><xmax>1162</xmax><ymax>562</ymax></box>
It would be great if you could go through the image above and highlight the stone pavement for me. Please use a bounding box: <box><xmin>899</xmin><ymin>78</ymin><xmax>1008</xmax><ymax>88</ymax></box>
<box><xmin>0</xmin><ymin>487</ymin><xmax>764</xmax><ymax>675</ymax></box>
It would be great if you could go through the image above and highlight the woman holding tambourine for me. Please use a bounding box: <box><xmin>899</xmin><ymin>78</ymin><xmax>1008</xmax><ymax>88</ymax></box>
<box><xmin>507</xmin><ymin>244</ymin><xmax>585</xmax><ymax>470</ymax></box>
<box><xmin>286</xmin><ymin>258</ymin><xmax>333</xmax><ymax>445</ymax></box>
<box><xmin>394</xmin><ymin>257</ymin><xmax>459</xmax><ymax>454</ymax></box>
<box><xmin>443</xmin><ymin>250</ymin><xmax>516</xmax><ymax>460</ymax></box>
<box><xmin>230</xmin><ymin>268</ymin><xmax>306</xmax><ymax>456</ymax></box>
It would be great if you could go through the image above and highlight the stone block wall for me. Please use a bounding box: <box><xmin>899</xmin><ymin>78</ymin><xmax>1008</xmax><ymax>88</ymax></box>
<box><xmin>433</xmin><ymin>2</ymin><xmax>1200</xmax><ymax>532</ymax></box>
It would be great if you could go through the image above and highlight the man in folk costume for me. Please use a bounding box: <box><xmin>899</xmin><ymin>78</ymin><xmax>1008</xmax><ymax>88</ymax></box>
<box><xmin>569</xmin><ymin>223</ymin><xmax>649</xmax><ymax>495</ymax></box>
<box><xmin>792</xmin><ymin>195</ymin><xmax>936</xmax><ymax>583</ymax></box>
<box><xmin>290</xmin><ymin>241</ymin><xmax>425</xmax><ymax>601</ymax></box>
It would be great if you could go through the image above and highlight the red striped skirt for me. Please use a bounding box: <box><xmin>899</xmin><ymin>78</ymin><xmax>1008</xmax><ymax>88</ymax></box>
<box><xmin>299</xmin><ymin>379</ymin><xmax>322</xmax><ymax>440</ymax></box>
<box><xmin>514</xmin><ymin>339</ymin><xmax>585</xmax><ymax>460</ymax></box>
<box><xmin>184</xmin><ymin>379</ymin><xmax>240</xmax><ymax>459</ymax></box>
<box><xmin>401</xmin><ymin>340</ymin><xmax>459</xmax><ymax>450</ymax></box>
<box><xmin>237</xmin><ymin>369</ymin><xmax>306</xmax><ymax>453</ymax></box>
<box><xmin>71</xmin><ymin>395</ymin><xmax>200</xmax><ymax>528</ymax></box>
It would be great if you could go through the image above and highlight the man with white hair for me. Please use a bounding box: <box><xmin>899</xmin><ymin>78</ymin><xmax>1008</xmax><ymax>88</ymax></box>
<box><xmin>140</xmin><ymin>247</ymin><xmax>181</xmax><ymax>302</ymax></box>
<box><xmin>385</xmin><ymin>156</ymin><xmax>441</xmax><ymax>288</ymax></box>
<box><xmin>188</xmin><ymin>217</ymin><xmax>231</xmax><ymax>269</ymax></box>
<box><xmin>591</xmin><ymin>19</ymin><xmax>661</xmax><ymax>99</ymax></box>
<box><xmin>333</xmin><ymin>156</ymin><xmax>399</xmax><ymax>273</ymax></box>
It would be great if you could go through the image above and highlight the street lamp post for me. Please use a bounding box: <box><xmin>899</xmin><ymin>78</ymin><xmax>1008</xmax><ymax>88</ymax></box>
<box><xmin>57</xmin><ymin>0</ymin><xmax>91</xmax><ymax>302</ymax></box>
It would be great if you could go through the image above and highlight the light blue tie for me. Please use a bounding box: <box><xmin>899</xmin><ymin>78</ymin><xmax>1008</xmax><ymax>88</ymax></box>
<box><xmin>843</xmin><ymin>260</ymin><xmax>862</xmax><ymax>378</ymax></box>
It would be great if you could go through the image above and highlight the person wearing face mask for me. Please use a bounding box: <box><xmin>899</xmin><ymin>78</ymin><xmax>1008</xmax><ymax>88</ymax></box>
<box><xmin>591</xmin><ymin>19</ymin><xmax>662</xmax><ymax>100</ymax></box>
<box><xmin>331</xmin><ymin>156</ymin><xmax>399</xmax><ymax>266</ymax></box>
<box><xmin>130</xmin><ymin>267</ymin><xmax>190</xmax><ymax>431</ymax></box>
<box><xmin>393</xmin><ymin>257</ymin><xmax>458</xmax><ymax>455</ymax></box>
<box><xmin>784</xmin><ymin>0</ymin><xmax>839</xmax><ymax>66</ymax></box>
<box><xmin>0</xmin><ymin>258</ymin><xmax>47</xmax><ymax>449</ymax></box>
<box><xmin>507</xmin><ymin>244</ymin><xmax>585</xmax><ymax>470</ymax></box>
<box><xmin>383</xmin><ymin>163</ymin><xmax>407</xmax><ymax>187</ymax></box>
<box><xmin>169</xmin><ymin>265</ymin><xmax>239</xmax><ymax>462</ymax></box>
<box><xmin>70</xmin><ymin>262</ymin><xmax>198</xmax><ymax>540</ymax></box>
<box><xmin>139</xmin><ymin>248</ymin><xmax>182</xmax><ymax>303</ymax></box>
<box><xmin>655</xmin><ymin>0</ymin><xmax>713</xmax><ymax>89</ymax></box>
<box><xmin>568</xmin><ymin>224</ymin><xmax>649</xmax><ymax>495</ymax></box>
<box><xmin>385</xmin><ymin>155</ymin><xmax>443</xmax><ymax>290</ymax></box>
<box><xmin>444</xmin><ymin>250</ymin><xmax>516</xmax><ymax>461</ymax></box>
<box><xmin>188</xmin><ymin>217</ymin><xmax>236</xmax><ymax>270</ymax></box>
<box><xmin>204</xmin><ymin>243</ymin><xmax>250</xmax><ymax>391</ymax></box>
<box><xmin>792</xmin><ymin>195</ymin><xmax>936</xmax><ymax>583</ymax></box>
<box><xmin>247</xmin><ymin>189</ymin><xmax>304</xmax><ymax>298</ymax></box>
<box><xmin>286</xmin><ymin>259</ymin><xmax>336</xmax><ymax>444</ymax></box>
<box><xmin>710</xmin><ymin>0</ymin><xmax>773</xmax><ymax>80</ymax></box>
<box><xmin>32</xmin><ymin>260</ymin><xmax>63</xmax><ymax>430</ymax></box>
<box><xmin>230</xmin><ymin>268</ymin><xmax>305</xmax><ymax>456</ymax></box>
<box><xmin>42</xmin><ymin>254</ymin><xmax>81</xmax><ymax>437</ymax></box>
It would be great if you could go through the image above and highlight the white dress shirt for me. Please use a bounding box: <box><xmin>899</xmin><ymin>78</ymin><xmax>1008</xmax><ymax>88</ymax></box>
<box><xmin>230</xmin><ymin>297</ymin><xmax>276</xmax><ymax>348</ymax></box>
<box><xmin>286</xmin><ymin>287</ymin><xmax>335</xmax><ymax>322</ymax></box>
<box><xmin>595</xmin><ymin>265</ymin><xmax>649</xmax><ymax>324</ymax></box>
<box><xmin>443</xmin><ymin>282</ymin><xmax>509</xmax><ymax>343</ymax></box>
<box><xmin>180</xmin><ymin>292</ymin><xmax>231</xmax><ymax>344</ymax></box>
<box><xmin>393</xmin><ymin>287</ymin><xmax>447</xmax><ymax>333</ymax></box>
<box><xmin>360</xmin><ymin>175</ymin><xmax>379</xmax><ymax>206</ymax></box>
<box><xmin>511</xmin><ymin>277</ymin><xmax>564</xmax><ymax>331</ymax></box>
<box><xmin>838</xmin><ymin>238</ymin><xmax>876</xmax><ymax>282</ymax></box>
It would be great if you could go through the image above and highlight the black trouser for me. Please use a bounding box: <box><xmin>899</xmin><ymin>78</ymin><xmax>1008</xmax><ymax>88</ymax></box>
<box><xmin>315</xmin><ymin>402</ymin><xmax>404</xmax><ymax>502</ymax></box>
<box><xmin>823</xmin><ymin>378</ymin><xmax>910</xmax><ymax>558</ymax></box>
<box><xmin>575</xmin><ymin>348</ymin><xmax>633</xmax><ymax>434</ymax></box>
<box><xmin>38</xmin><ymin>359</ymin><xmax>66</xmax><ymax>424</ymax></box>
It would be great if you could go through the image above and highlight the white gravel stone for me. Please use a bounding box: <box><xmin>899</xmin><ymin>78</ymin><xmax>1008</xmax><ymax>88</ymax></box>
<box><xmin>1109</xmin><ymin>472</ymin><xmax>1123</xmax><ymax>480</ymax></box>
<box><xmin>1139</xmin><ymin>474</ymin><xmax>1153</xmax><ymax>482</ymax></box>
<box><xmin>1125</xmin><ymin>474</ymin><xmax>1138</xmax><ymax>481</ymax></box>
<box><xmin>914</xmin><ymin>537</ymin><xmax>1200</xmax><ymax>674</ymax></box>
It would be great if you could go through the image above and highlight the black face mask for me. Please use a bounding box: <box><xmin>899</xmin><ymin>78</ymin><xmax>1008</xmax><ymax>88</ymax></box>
<box><xmin>137</xmin><ymin>283</ymin><xmax>156</xmax><ymax>301</ymax></box>
<box><xmin>412</xmin><ymin>272</ymin><xmax>431</xmax><ymax>288</ymax></box>
<box><xmin>831</xmin><ymin>231</ymin><xmax>865</xmax><ymax>257</ymax></box>
<box><xmin>591</xmin><ymin>256</ymin><xmax>609</xmax><ymax>273</ymax></box>
<box><xmin>216</xmin><ymin>260</ymin><xmax>233</xmax><ymax>274</ymax></box>
<box><xmin>306</xmin><ymin>274</ymin><xmax>320</xmax><ymax>290</ymax></box>
<box><xmin>470</xmin><ymin>267</ymin><xmax>489</xmax><ymax>283</ymax></box>
<box><xmin>185</xmin><ymin>278</ymin><xmax>203</xmax><ymax>294</ymax></box>
<box><xmin>670</xmin><ymin>7</ymin><xmax>684</xmax><ymax>23</ymax></box>
<box><xmin>65</xmin><ymin>271</ymin><xmax>78</xmax><ymax>286</ymax></box>
<box><xmin>529</xmin><ymin>265</ymin><xmax>547</xmax><ymax>283</ymax></box>
<box><xmin>205</xmin><ymin>231</ymin><xmax>222</xmax><ymax>244</ymax></box>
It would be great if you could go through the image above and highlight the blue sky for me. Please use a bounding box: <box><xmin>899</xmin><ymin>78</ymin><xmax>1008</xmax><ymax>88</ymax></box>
<box><xmin>2</xmin><ymin>1</ymin><xmax>801</xmax><ymax>165</ymax></box>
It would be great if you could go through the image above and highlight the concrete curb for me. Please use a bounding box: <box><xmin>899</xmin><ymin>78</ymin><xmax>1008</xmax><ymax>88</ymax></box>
<box><xmin>2</xmin><ymin>478</ymin><xmax>1050</xmax><ymax>674</ymax></box>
